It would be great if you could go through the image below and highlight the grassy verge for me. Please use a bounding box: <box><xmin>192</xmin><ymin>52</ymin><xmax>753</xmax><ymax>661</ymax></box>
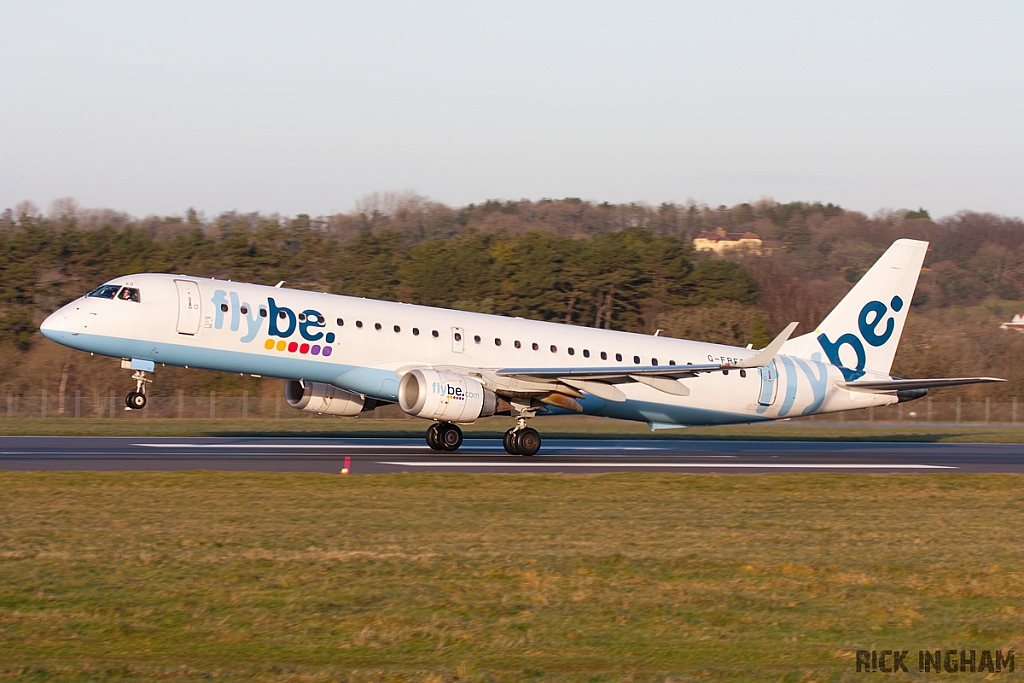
<box><xmin>3</xmin><ymin>415</ymin><xmax>1024</xmax><ymax>442</ymax></box>
<box><xmin>1</xmin><ymin>472</ymin><xmax>1023</xmax><ymax>682</ymax></box>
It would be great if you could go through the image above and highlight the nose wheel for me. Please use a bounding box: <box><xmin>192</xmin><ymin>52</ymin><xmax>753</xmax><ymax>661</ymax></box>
<box><xmin>426</xmin><ymin>422</ymin><xmax>463</xmax><ymax>451</ymax></box>
<box><xmin>125</xmin><ymin>391</ymin><xmax>147</xmax><ymax>409</ymax></box>
<box><xmin>124</xmin><ymin>369</ymin><xmax>152</xmax><ymax>411</ymax></box>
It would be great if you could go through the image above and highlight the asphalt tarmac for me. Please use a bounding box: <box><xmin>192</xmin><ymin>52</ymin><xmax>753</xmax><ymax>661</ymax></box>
<box><xmin>0</xmin><ymin>436</ymin><xmax>1022</xmax><ymax>473</ymax></box>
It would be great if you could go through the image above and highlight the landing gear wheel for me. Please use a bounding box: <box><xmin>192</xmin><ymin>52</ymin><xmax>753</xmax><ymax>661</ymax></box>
<box><xmin>426</xmin><ymin>423</ymin><xmax>444</xmax><ymax>451</ymax></box>
<box><xmin>516</xmin><ymin>428</ymin><xmax>541</xmax><ymax>456</ymax></box>
<box><xmin>503</xmin><ymin>428</ymin><xmax>519</xmax><ymax>455</ymax></box>
<box><xmin>125</xmin><ymin>391</ymin><xmax>147</xmax><ymax>410</ymax></box>
<box><xmin>440</xmin><ymin>423</ymin><xmax>463</xmax><ymax>451</ymax></box>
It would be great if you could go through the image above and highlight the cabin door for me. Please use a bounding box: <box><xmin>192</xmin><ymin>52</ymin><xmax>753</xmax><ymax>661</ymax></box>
<box><xmin>758</xmin><ymin>359</ymin><xmax>778</xmax><ymax>406</ymax></box>
<box><xmin>174</xmin><ymin>279</ymin><xmax>202</xmax><ymax>335</ymax></box>
<box><xmin>451</xmin><ymin>326</ymin><xmax>465</xmax><ymax>353</ymax></box>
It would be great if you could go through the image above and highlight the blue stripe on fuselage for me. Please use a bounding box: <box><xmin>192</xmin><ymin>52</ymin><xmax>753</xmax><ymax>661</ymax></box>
<box><xmin>44</xmin><ymin>330</ymin><xmax>767</xmax><ymax>427</ymax></box>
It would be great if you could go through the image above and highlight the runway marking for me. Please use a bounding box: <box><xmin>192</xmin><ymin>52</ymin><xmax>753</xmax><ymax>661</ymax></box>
<box><xmin>132</xmin><ymin>444</ymin><xmax>668</xmax><ymax>453</ymax></box>
<box><xmin>135</xmin><ymin>443</ymin><xmax>427</xmax><ymax>450</ymax></box>
<box><xmin>379</xmin><ymin>461</ymin><xmax>956</xmax><ymax>469</ymax></box>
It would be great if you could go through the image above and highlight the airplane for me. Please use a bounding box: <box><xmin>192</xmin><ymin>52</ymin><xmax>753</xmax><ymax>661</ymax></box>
<box><xmin>39</xmin><ymin>238</ymin><xmax>1003</xmax><ymax>455</ymax></box>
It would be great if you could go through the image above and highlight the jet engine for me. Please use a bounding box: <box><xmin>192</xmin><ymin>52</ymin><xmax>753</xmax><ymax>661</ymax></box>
<box><xmin>284</xmin><ymin>380</ymin><xmax>368</xmax><ymax>416</ymax></box>
<box><xmin>398</xmin><ymin>368</ymin><xmax>498</xmax><ymax>423</ymax></box>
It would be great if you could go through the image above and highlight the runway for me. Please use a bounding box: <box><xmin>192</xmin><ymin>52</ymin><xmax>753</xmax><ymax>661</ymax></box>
<box><xmin>0</xmin><ymin>436</ymin><xmax>1022</xmax><ymax>473</ymax></box>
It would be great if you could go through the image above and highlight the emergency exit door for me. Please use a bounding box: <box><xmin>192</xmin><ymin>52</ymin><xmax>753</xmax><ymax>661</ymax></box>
<box><xmin>174</xmin><ymin>279</ymin><xmax>202</xmax><ymax>335</ymax></box>
<box><xmin>451</xmin><ymin>326</ymin><xmax>465</xmax><ymax>353</ymax></box>
<box><xmin>758</xmin><ymin>359</ymin><xmax>778</xmax><ymax>406</ymax></box>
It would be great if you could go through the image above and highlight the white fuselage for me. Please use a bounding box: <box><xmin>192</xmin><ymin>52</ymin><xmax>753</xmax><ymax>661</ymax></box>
<box><xmin>40</xmin><ymin>273</ymin><xmax>899</xmax><ymax>427</ymax></box>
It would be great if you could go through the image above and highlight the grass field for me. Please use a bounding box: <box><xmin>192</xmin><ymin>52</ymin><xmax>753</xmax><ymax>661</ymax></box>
<box><xmin>4</xmin><ymin>415</ymin><xmax>1024</xmax><ymax>442</ymax></box>
<box><xmin>1</xmin><ymin>472</ymin><xmax>1023</xmax><ymax>682</ymax></box>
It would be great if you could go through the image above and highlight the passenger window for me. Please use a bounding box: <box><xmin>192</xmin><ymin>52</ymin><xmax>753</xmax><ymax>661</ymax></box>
<box><xmin>514</xmin><ymin>340</ymin><xmax>521</xmax><ymax>348</ymax></box>
<box><xmin>221</xmin><ymin>303</ymin><xmax>229</xmax><ymax>312</ymax></box>
<box><xmin>356</xmin><ymin>321</ymin><xmax>363</xmax><ymax>328</ymax></box>
<box><xmin>601</xmin><ymin>351</ymin><xmax>607</xmax><ymax>360</ymax></box>
<box><xmin>495</xmin><ymin>338</ymin><xmax>501</xmax><ymax>346</ymax></box>
<box><xmin>394</xmin><ymin>325</ymin><xmax>401</xmax><ymax>333</ymax></box>
<box><xmin>413</xmin><ymin>328</ymin><xmax>420</xmax><ymax>336</ymax></box>
<box><xmin>279</xmin><ymin>311</ymin><xmax>287</xmax><ymax>319</ymax></box>
<box><xmin>550</xmin><ymin>345</ymin><xmax>557</xmax><ymax>353</ymax></box>
<box><xmin>615</xmin><ymin>353</ymin><xmax>622</xmax><ymax>362</ymax></box>
<box><xmin>260</xmin><ymin>308</ymin><xmax>267</xmax><ymax>318</ymax></box>
<box><xmin>432</xmin><ymin>330</ymin><xmax>439</xmax><ymax>338</ymax></box>
<box><xmin>633</xmin><ymin>356</ymin><xmax>641</xmax><ymax>364</ymax></box>
<box><xmin>568</xmin><ymin>347</ymin><xmax>575</xmax><ymax>355</ymax></box>
<box><xmin>532</xmin><ymin>343</ymin><xmax>539</xmax><ymax>350</ymax></box>
<box><xmin>118</xmin><ymin>287</ymin><xmax>141</xmax><ymax>302</ymax></box>
<box><xmin>583</xmin><ymin>349</ymin><xmax>590</xmax><ymax>358</ymax></box>
<box><xmin>374</xmin><ymin>323</ymin><xmax>382</xmax><ymax>330</ymax></box>
<box><xmin>652</xmin><ymin>358</ymin><xmax>658</xmax><ymax>366</ymax></box>
<box><xmin>474</xmin><ymin>335</ymin><xmax>481</xmax><ymax>343</ymax></box>
<box><xmin>669</xmin><ymin>360</ymin><xmax>676</xmax><ymax>365</ymax></box>
<box><xmin>87</xmin><ymin>284</ymin><xmax>120</xmax><ymax>299</ymax></box>
<box><xmin>240</xmin><ymin>306</ymin><xmax>248</xmax><ymax>314</ymax></box>
<box><xmin>298</xmin><ymin>313</ymin><xmax>306</xmax><ymax>321</ymax></box>
<box><xmin>336</xmin><ymin>318</ymin><xmax>344</xmax><ymax>326</ymax></box>
<box><xmin>454</xmin><ymin>332</ymin><xmax>462</xmax><ymax>341</ymax></box>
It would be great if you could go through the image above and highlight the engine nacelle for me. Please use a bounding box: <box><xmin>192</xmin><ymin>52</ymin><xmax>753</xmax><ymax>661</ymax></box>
<box><xmin>284</xmin><ymin>380</ymin><xmax>367</xmax><ymax>416</ymax></box>
<box><xmin>398</xmin><ymin>369</ymin><xmax>498</xmax><ymax>423</ymax></box>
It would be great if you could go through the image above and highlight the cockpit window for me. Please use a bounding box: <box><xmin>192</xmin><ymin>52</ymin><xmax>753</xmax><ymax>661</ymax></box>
<box><xmin>86</xmin><ymin>285</ymin><xmax>121</xmax><ymax>299</ymax></box>
<box><xmin>118</xmin><ymin>287</ymin><xmax>141</xmax><ymax>303</ymax></box>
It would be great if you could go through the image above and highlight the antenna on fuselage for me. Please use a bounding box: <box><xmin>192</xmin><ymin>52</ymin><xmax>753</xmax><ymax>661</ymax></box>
<box><xmin>275</xmin><ymin>281</ymin><xmax>285</xmax><ymax>288</ymax></box>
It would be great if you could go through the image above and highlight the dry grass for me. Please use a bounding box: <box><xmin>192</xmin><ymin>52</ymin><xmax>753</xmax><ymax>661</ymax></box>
<box><xmin>1</xmin><ymin>472</ymin><xmax>1023</xmax><ymax>681</ymax></box>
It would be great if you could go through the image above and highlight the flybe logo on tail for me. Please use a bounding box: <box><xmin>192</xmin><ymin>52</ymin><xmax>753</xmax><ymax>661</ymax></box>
<box><xmin>817</xmin><ymin>296</ymin><xmax>904</xmax><ymax>380</ymax></box>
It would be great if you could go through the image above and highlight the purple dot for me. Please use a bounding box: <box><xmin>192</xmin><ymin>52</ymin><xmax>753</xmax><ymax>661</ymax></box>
<box><xmin>322</xmin><ymin>346</ymin><xmax>332</xmax><ymax>357</ymax></box>
<box><xmin>311</xmin><ymin>345</ymin><xmax>320</xmax><ymax>355</ymax></box>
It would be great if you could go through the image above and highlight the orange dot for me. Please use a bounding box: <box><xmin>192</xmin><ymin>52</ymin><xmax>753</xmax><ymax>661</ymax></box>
<box><xmin>264</xmin><ymin>339</ymin><xmax>275</xmax><ymax>350</ymax></box>
<box><xmin>276</xmin><ymin>340</ymin><xmax>287</xmax><ymax>351</ymax></box>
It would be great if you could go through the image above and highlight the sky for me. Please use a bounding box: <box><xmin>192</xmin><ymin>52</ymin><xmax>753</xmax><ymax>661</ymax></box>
<box><xmin>1</xmin><ymin>0</ymin><xmax>1022</xmax><ymax>219</ymax></box>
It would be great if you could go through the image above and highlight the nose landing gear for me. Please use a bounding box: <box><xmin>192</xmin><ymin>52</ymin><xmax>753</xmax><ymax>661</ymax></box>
<box><xmin>124</xmin><ymin>370</ymin><xmax>152</xmax><ymax>410</ymax></box>
<box><xmin>426</xmin><ymin>422</ymin><xmax>463</xmax><ymax>451</ymax></box>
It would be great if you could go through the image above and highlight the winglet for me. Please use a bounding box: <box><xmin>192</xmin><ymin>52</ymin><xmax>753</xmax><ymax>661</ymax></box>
<box><xmin>733</xmin><ymin>322</ymin><xmax>799</xmax><ymax>369</ymax></box>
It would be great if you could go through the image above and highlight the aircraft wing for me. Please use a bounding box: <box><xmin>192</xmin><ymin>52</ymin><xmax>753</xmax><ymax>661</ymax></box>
<box><xmin>843</xmin><ymin>377</ymin><xmax>1006</xmax><ymax>392</ymax></box>
<box><xmin>494</xmin><ymin>321</ymin><xmax>800</xmax><ymax>383</ymax></box>
<box><xmin>494</xmin><ymin>363</ymin><xmax>721</xmax><ymax>382</ymax></box>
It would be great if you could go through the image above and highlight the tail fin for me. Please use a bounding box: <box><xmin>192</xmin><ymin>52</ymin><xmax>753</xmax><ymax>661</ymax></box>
<box><xmin>782</xmin><ymin>238</ymin><xmax>928</xmax><ymax>379</ymax></box>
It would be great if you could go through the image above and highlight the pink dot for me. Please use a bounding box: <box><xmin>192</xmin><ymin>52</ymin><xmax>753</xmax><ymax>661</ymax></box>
<box><xmin>287</xmin><ymin>341</ymin><xmax>298</xmax><ymax>352</ymax></box>
<box><xmin>299</xmin><ymin>343</ymin><xmax>310</xmax><ymax>354</ymax></box>
<box><xmin>322</xmin><ymin>346</ymin><xmax>332</xmax><ymax>357</ymax></box>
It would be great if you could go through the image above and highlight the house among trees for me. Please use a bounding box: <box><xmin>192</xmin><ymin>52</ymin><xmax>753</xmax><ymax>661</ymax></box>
<box><xmin>693</xmin><ymin>227</ymin><xmax>768</xmax><ymax>256</ymax></box>
<box><xmin>999</xmin><ymin>314</ymin><xmax>1024</xmax><ymax>332</ymax></box>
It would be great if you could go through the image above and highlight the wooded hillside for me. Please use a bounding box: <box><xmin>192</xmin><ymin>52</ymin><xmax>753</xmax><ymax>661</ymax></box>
<box><xmin>3</xmin><ymin>196</ymin><xmax>1022</xmax><ymax>402</ymax></box>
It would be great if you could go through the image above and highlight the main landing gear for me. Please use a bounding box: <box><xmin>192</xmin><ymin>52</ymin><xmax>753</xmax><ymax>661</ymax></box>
<box><xmin>125</xmin><ymin>370</ymin><xmax>151</xmax><ymax>410</ymax></box>
<box><xmin>503</xmin><ymin>417</ymin><xmax>541</xmax><ymax>456</ymax></box>
<box><xmin>423</xmin><ymin>417</ymin><xmax>542</xmax><ymax>456</ymax></box>
<box><xmin>426</xmin><ymin>422</ymin><xmax>464</xmax><ymax>451</ymax></box>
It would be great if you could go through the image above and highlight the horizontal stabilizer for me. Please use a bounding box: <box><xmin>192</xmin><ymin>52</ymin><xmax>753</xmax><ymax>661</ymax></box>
<box><xmin>843</xmin><ymin>377</ymin><xmax>1006</xmax><ymax>392</ymax></box>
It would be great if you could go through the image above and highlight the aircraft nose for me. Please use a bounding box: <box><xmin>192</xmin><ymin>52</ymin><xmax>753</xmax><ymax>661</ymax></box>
<box><xmin>40</xmin><ymin>309</ymin><xmax>68</xmax><ymax>341</ymax></box>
